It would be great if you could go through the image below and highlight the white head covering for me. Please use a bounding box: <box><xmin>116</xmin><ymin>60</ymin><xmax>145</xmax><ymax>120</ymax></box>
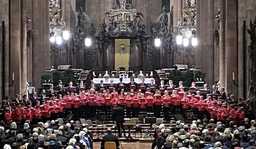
<box><xmin>3</xmin><ymin>144</ymin><xmax>11</xmax><ymax>149</ymax></box>
<box><xmin>159</xmin><ymin>124</ymin><xmax>165</xmax><ymax>129</ymax></box>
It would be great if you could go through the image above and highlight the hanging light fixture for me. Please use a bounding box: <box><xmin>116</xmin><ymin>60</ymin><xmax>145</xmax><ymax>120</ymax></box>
<box><xmin>62</xmin><ymin>30</ymin><xmax>70</xmax><ymax>40</ymax></box>
<box><xmin>183</xmin><ymin>38</ymin><xmax>189</xmax><ymax>47</ymax></box>
<box><xmin>154</xmin><ymin>38</ymin><xmax>161</xmax><ymax>47</ymax></box>
<box><xmin>56</xmin><ymin>36</ymin><xmax>63</xmax><ymax>45</ymax></box>
<box><xmin>50</xmin><ymin>36</ymin><xmax>56</xmax><ymax>43</ymax></box>
<box><xmin>85</xmin><ymin>37</ymin><xmax>92</xmax><ymax>47</ymax></box>
<box><xmin>176</xmin><ymin>35</ymin><xmax>183</xmax><ymax>45</ymax></box>
<box><xmin>191</xmin><ymin>37</ymin><xmax>198</xmax><ymax>47</ymax></box>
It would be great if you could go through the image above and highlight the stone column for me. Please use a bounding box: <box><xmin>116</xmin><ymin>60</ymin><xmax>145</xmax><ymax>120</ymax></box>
<box><xmin>0</xmin><ymin>0</ymin><xmax>10</xmax><ymax>98</ymax></box>
<box><xmin>21</xmin><ymin>0</ymin><xmax>28</xmax><ymax>95</ymax></box>
<box><xmin>201</xmin><ymin>0</ymin><xmax>208</xmax><ymax>78</ymax></box>
<box><xmin>205</xmin><ymin>0</ymin><xmax>215</xmax><ymax>85</ymax></box>
<box><xmin>195</xmin><ymin>0</ymin><xmax>201</xmax><ymax>68</ymax></box>
<box><xmin>219</xmin><ymin>0</ymin><xmax>226</xmax><ymax>89</ymax></box>
<box><xmin>32</xmin><ymin>0</ymin><xmax>50</xmax><ymax>89</ymax></box>
<box><xmin>10</xmin><ymin>0</ymin><xmax>22</xmax><ymax>96</ymax></box>
<box><xmin>225</xmin><ymin>0</ymin><xmax>238</xmax><ymax>95</ymax></box>
<box><xmin>238</xmin><ymin>0</ymin><xmax>247</xmax><ymax>98</ymax></box>
<box><xmin>246</xmin><ymin>0</ymin><xmax>256</xmax><ymax>96</ymax></box>
<box><xmin>172</xmin><ymin>0</ymin><xmax>182</xmax><ymax>33</ymax></box>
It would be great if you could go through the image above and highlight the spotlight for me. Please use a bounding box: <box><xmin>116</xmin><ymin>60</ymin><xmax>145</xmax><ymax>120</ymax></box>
<box><xmin>154</xmin><ymin>38</ymin><xmax>161</xmax><ymax>47</ymax></box>
<box><xmin>85</xmin><ymin>37</ymin><xmax>92</xmax><ymax>47</ymax></box>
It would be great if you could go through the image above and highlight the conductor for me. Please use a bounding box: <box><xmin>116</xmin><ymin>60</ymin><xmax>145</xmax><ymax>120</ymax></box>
<box><xmin>113</xmin><ymin>103</ymin><xmax>126</xmax><ymax>137</ymax></box>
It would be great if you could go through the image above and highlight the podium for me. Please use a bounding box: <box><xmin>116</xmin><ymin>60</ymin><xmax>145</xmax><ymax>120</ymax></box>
<box><xmin>123</xmin><ymin>119</ymin><xmax>136</xmax><ymax>141</ymax></box>
<box><xmin>145</xmin><ymin>117</ymin><xmax>156</xmax><ymax>137</ymax></box>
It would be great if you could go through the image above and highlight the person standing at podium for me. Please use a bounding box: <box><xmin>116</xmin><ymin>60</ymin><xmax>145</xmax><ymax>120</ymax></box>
<box><xmin>113</xmin><ymin>104</ymin><xmax>126</xmax><ymax>137</ymax></box>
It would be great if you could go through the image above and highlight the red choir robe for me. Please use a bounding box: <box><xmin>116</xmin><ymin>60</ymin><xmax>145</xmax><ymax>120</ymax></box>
<box><xmin>139</xmin><ymin>96</ymin><xmax>146</xmax><ymax>109</ymax></box>
<box><xmin>171</xmin><ymin>94</ymin><xmax>181</xmax><ymax>106</ymax></box>
<box><xmin>88</xmin><ymin>94</ymin><xmax>96</xmax><ymax>106</ymax></box>
<box><xmin>162</xmin><ymin>95</ymin><xmax>171</xmax><ymax>108</ymax></box>
<box><xmin>146</xmin><ymin>95</ymin><xmax>154</xmax><ymax>107</ymax></box>
<box><xmin>126</xmin><ymin>96</ymin><xmax>133</xmax><ymax>108</ymax></box>
<box><xmin>96</xmin><ymin>96</ymin><xmax>105</xmax><ymax>107</ymax></box>
<box><xmin>154</xmin><ymin>94</ymin><xmax>163</xmax><ymax>106</ymax></box>
<box><xmin>118</xmin><ymin>95</ymin><xmax>126</xmax><ymax>106</ymax></box>
<box><xmin>133</xmin><ymin>96</ymin><xmax>140</xmax><ymax>108</ymax></box>
<box><xmin>111</xmin><ymin>97</ymin><xmax>118</xmax><ymax>110</ymax></box>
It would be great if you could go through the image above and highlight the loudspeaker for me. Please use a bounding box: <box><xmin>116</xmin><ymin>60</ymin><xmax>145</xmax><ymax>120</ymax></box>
<box><xmin>173</xmin><ymin>114</ymin><xmax>184</xmax><ymax>121</ymax></box>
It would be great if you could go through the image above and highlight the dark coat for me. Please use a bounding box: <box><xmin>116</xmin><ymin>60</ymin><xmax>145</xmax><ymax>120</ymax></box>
<box><xmin>113</xmin><ymin>106</ymin><xmax>124</xmax><ymax>123</ymax></box>
<box><xmin>101</xmin><ymin>133</ymin><xmax>119</xmax><ymax>149</ymax></box>
<box><xmin>49</xmin><ymin>140</ymin><xmax>62</xmax><ymax>149</ymax></box>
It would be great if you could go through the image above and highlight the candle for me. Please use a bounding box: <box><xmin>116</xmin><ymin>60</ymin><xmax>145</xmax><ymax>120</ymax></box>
<box><xmin>105</xmin><ymin>71</ymin><xmax>108</xmax><ymax>74</ymax></box>
<box><xmin>12</xmin><ymin>73</ymin><xmax>14</xmax><ymax>81</ymax></box>
<box><xmin>232</xmin><ymin>72</ymin><xmax>235</xmax><ymax>80</ymax></box>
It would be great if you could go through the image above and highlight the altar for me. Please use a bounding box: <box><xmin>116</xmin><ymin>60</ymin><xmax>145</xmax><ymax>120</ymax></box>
<box><xmin>92</xmin><ymin>78</ymin><xmax>154</xmax><ymax>84</ymax></box>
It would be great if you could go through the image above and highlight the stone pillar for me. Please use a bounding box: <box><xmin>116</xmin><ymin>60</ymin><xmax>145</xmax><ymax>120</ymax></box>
<box><xmin>195</xmin><ymin>0</ymin><xmax>201</xmax><ymax>68</ymax></box>
<box><xmin>225</xmin><ymin>0</ymin><xmax>238</xmax><ymax>95</ymax></box>
<box><xmin>172</xmin><ymin>0</ymin><xmax>182</xmax><ymax>33</ymax></box>
<box><xmin>246</xmin><ymin>0</ymin><xmax>256</xmax><ymax>96</ymax></box>
<box><xmin>9</xmin><ymin>0</ymin><xmax>22</xmax><ymax>96</ymax></box>
<box><xmin>201</xmin><ymin>1</ymin><xmax>208</xmax><ymax>80</ymax></box>
<box><xmin>205</xmin><ymin>0</ymin><xmax>215</xmax><ymax>85</ymax></box>
<box><xmin>21</xmin><ymin>0</ymin><xmax>28</xmax><ymax>95</ymax></box>
<box><xmin>238</xmin><ymin>0</ymin><xmax>247</xmax><ymax>98</ymax></box>
<box><xmin>0</xmin><ymin>0</ymin><xmax>10</xmax><ymax>98</ymax></box>
<box><xmin>219</xmin><ymin>0</ymin><xmax>226</xmax><ymax>88</ymax></box>
<box><xmin>32</xmin><ymin>0</ymin><xmax>50</xmax><ymax>89</ymax></box>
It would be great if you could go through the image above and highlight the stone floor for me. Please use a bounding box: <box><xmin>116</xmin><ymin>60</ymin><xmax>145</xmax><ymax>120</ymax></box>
<box><xmin>93</xmin><ymin>141</ymin><xmax>152</xmax><ymax>149</ymax></box>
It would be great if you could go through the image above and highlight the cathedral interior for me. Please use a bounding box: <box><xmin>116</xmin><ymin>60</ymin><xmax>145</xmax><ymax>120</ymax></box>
<box><xmin>1</xmin><ymin>0</ymin><xmax>256</xmax><ymax>148</ymax></box>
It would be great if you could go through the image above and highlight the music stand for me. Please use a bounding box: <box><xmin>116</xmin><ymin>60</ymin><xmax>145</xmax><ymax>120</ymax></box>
<box><xmin>130</xmin><ymin>85</ymin><xmax>136</xmax><ymax>90</ymax></box>
<box><xmin>79</xmin><ymin>87</ymin><xmax>85</xmax><ymax>92</ymax></box>
<box><xmin>140</xmin><ymin>85</ymin><xmax>146</xmax><ymax>90</ymax></box>
<box><xmin>145</xmin><ymin>117</ymin><xmax>156</xmax><ymax>138</ymax></box>
<box><xmin>123</xmin><ymin>119</ymin><xmax>136</xmax><ymax>141</ymax></box>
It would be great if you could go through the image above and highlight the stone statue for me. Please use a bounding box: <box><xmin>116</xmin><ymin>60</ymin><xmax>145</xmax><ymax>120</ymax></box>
<box><xmin>78</xmin><ymin>7</ymin><xmax>86</xmax><ymax>27</ymax></box>
<box><xmin>89</xmin><ymin>23</ymin><xmax>96</xmax><ymax>36</ymax></box>
<box><xmin>160</xmin><ymin>6</ymin><xmax>168</xmax><ymax>29</ymax></box>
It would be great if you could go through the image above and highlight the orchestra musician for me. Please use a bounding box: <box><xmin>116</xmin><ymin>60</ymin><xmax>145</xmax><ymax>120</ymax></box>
<box><xmin>148</xmin><ymin>79</ymin><xmax>157</xmax><ymax>94</ymax></box>
<box><xmin>107</xmin><ymin>79</ymin><xmax>116</xmax><ymax>93</ymax></box>
<box><xmin>128</xmin><ymin>77</ymin><xmax>137</xmax><ymax>92</ymax></box>
<box><xmin>139</xmin><ymin>78</ymin><xmax>147</xmax><ymax>93</ymax></box>
<box><xmin>117</xmin><ymin>78</ymin><xmax>125</xmax><ymax>94</ymax></box>
<box><xmin>97</xmin><ymin>80</ymin><xmax>106</xmax><ymax>92</ymax></box>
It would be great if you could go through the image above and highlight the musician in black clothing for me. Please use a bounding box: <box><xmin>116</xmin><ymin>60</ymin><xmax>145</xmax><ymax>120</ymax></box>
<box><xmin>148</xmin><ymin>79</ymin><xmax>157</xmax><ymax>94</ymax></box>
<box><xmin>54</xmin><ymin>80</ymin><xmax>63</xmax><ymax>93</ymax></box>
<box><xmin>97</xmin><ymin>80</ymin><xmax>106</xmax><ymax>92</ymax></box>
<box><xmin>117</xmin><ymin>78</ymin><xmax>125</xmax><ymax>94</ymax></box>
<box><xmin>101</xmin><ymin>128</ymin><xmax>120</xmax><ymax>149</ymax></box>
<box><xmin>113</xmin><ymin>104</ymin><xmax>126</xmax><ymax>137</ymax></box>
<box><xmin>128</xmin><ymin>77</ymin><xmax>137</xmax><ymax>91</ymax></box>
<box><xmin>139</xmin><ymin>78</ymin><xmax>147</xmax><ymax>93</ymax></box>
